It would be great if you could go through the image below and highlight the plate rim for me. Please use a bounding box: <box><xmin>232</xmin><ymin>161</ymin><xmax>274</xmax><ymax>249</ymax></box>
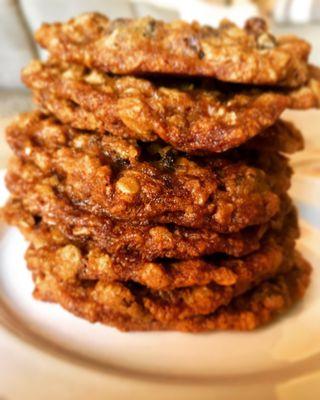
<box><xmin>1</xmin><ymin>223</ymin><xmax>320</xmax><ymax>386</ymax></box>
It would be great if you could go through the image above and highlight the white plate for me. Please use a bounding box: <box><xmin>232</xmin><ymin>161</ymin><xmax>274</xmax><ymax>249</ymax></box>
<box><xmin>0</xmin><ymin>171</ymin><xmax>320</xmax><ymax>392</ymax></box>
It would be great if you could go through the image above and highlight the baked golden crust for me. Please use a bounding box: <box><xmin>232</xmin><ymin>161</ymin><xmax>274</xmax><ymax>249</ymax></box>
<box><xmin>1</xmin><ymin>192</ymin><xmax>297</xmax><ymax>264</ymax></box>
<box><xmin>24</xmin><ymin>206</ymin><xmax>298</xmax><ymax>321</ymax></box>
<box><xmin>29</xmin><ymin>251</ymin><xmax>311</xmax><ymax>331</ymax></box>
<box><xmin>34</xmin><ymin>13</ymin><xmax>310</xmax><ymax>87</ymax></box>
<box><xmin>26</xmin><ymin>242</ymin><xmax>295</xmax><ymax>321</ymax></box>
<box><xmin>2</xmin><ymin>166</ymin><xmax>299</xmax><ymax>322</ymax></box>
<box><xmin>287</xmin><ymin>65</ymin><xmax>320</xmax><ymax>109</ymax></box>
<box><xmin>244</xmin><ymin>119</ymin><xmax>303</xmax><ymax>154</ymax></box>
<box><xmin>2</xmin><ymin>195</ymin><xmax>269</xmax><ymax>261</ymax></box>
<box><xmin>22</xmin><ymin>60</ymin><xmax>314</xmax><ymax>153</ymax></box>
<box><xmin>6</xmin><ymin>156</ymin><xmax>281</xmax><ymax>232</ymax></box>
<box><xmin>1</xmin><ymin>12</ymin><xmax>314</xmax><ymax>333</ymax></box>
<box><xmin>6</xmin><ymin>115</ymin><xmax>284</xmax><ymax>231</ymax></box>
<box><xmin>7</xmin><ymin>111</ymin><xmax>294</xmax><ymax>179</ymax></box>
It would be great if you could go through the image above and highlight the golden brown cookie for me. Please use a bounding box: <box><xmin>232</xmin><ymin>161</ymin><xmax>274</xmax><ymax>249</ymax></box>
<box><xmin>26</xmin><ymin>215</ymin><xmax>297</xmax><ymax>321</ymax></box>
<box><xmin>6</xmin><ymin>114</ymin><xmax>289</xmax><ymax>231</ymax></box>
<box><xmin>2</xmin><ymin>197</ymin><xmax>270</xmax><ymax>261</ymax></box>
<box><xmin>22</xmin><ymin>61</ymin><xmax>316</xmax><ymax>153</ymax></box>
<box><xmin>34</xmin><ymin>14</ymin><xmax>310</xmax><ymax>86</ymax></box>
<box><xmin>29</xmin><ymin>251</ymin><xmax>311</xmax><ymax>331</ymax></box>
<box><xmin>3</xmin><ymin>195</ymin><xmax>298</xmax><ymax>290</ymax></box>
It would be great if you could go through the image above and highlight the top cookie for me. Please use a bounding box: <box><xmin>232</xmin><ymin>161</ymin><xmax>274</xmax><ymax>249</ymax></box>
<box><xmin>35</xmin><ymin>13</ymin><xmax>310</xmax><ymax>87</ymax></box>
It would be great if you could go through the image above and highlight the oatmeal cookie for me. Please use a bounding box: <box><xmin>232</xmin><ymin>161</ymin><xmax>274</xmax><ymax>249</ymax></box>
<box><xmin>3</xmin><ymin>196</ymin><xmax>297</xmax><ymax>292</ymax></box>
<box><xmin>34</xmin><ymin>14</ymin><xmax>310</xmax><ymax>86</ymax></box>
<box><xmin>26</xmin><ymin>223</ymin><xmax>297</xmax><ymax>321</ymax></box>
<box><xmin>29</xmin><ymin>251</ymin><xmax>311</xmax><ymax>331</ymax></box>
<box><xmin>6</xmin><ymin>115</ymin><xmax>287</xmax><ymax>230</ymax></box>
<box><xmin>2</xmin><ymin>196</ymin><xmax>269</xmax><ymax>261</ymax></box>
<box><xmin>22</xmin><ymin>61</ymin><xmax>315</xmax><ymax>153</ymax></box>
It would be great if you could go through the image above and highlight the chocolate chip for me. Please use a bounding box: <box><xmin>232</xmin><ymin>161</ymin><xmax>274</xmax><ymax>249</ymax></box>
<box><xmin>245</xmin><ymin>17</ymin><xmax>268</xmax><ymax>37</ymax></box>
<box><xmin>198</xmin><ymin>50</ymin><xmax>205</xmax><ymax>59</ymax></box>
<box><xmin>143</xmin><ymin>19</ymin><xmax>157</xmax><ymax>37</ymax></box>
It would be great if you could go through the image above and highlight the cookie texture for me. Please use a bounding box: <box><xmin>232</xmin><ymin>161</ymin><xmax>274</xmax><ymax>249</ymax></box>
<box><xmin>35</xmin><ymin>14</ymin><xmax>310</xmax><ymax>86</ymax></box>
<box><xmin>22</xmin><ymin>61</ymin><xmax>318</xmax><ymax>153</ymax></box>
<box><xmin>2</xmin><ymin>197</ymin><xmax>298</xmax><ymax>291</ymax></box>
<box><xmin>0</xmin><ymin>13</ymin><xmax>314</xmax><ymax>332</ymax></box>
<box><xmin>6</xmin><ymin>115</ymin><xmax>286</xmax><ymax>231</ymax></box>
<box><xmin>29</xmin><ymin>251</ymin><xmax>311</xmax><ymax>331</ymax></box>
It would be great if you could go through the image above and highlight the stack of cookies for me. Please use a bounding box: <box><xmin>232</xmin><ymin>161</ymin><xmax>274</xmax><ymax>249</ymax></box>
<box><xmin>2</xmin><ymin>14</ymin><xmax>319</xmax><ymax>331</ymax></box>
